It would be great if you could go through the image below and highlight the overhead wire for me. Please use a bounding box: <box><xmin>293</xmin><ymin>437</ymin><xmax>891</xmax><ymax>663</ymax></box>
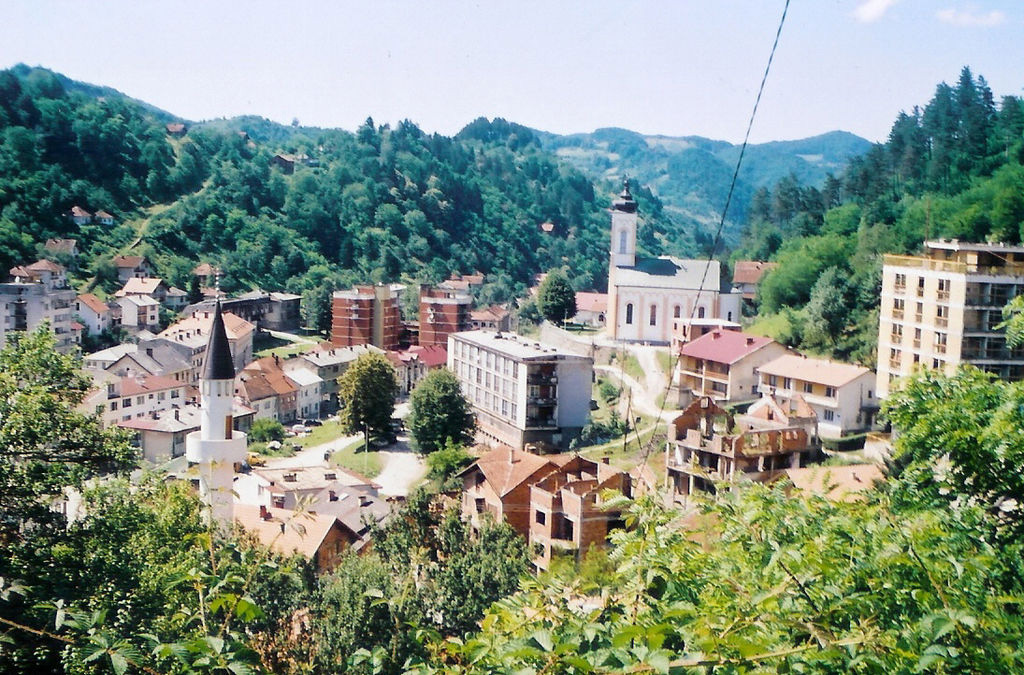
<box><xmin>635</xmin><ymin>0</ymin><xmax>792</xmax><ymax>481</ymax></box>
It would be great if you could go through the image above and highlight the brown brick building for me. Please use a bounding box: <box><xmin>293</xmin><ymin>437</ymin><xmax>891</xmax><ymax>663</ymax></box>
<box><xmin>419</xmin><ymin>286</ymin><xmax>471</xmax><ymax>348</ymax></box>
<box><xmin>459</xmin><ymin>447</ymin><xmax>632</xmax><ymax>572</ymax></box>
<box><xmin>330</xmin><ymin>284</ymin><xmax>403</xmax><ymax>350</ymax></box>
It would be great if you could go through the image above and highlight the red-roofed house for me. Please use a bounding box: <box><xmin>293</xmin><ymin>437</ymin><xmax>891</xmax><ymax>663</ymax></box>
<box><xmin>675</xmin><ymin>330</ymin><xmax>787</xmax><ymax>402</ymax></box>
<box><xmin>572</xmin><ymin>292</ymin><xmax>607</xmax><ymax>327</ymax></box>
<box><xmin>757</xmin><ymin>354</ymin><xmax>878</xmax><ymax>439</ymax></box>
<box><xmin>83</xmin><ymin>373</ymin><xmax>187</xmax><ymax>428</ymax></box>
<box><xmin>75</xmin><ymin>293</ymin><xmax>112</xmax><ymax>335</ymax></box>
<box><xmin>68</xmin><ymin>206</ymin><xmax>92</xmax><ymax>226</ymax></box>
<box><xmin>113</xmin><ymin>255</ymin><xmax>152</xmax><ymax>282</ymax></box>
<box><xmin>94</xmin><ymin>210</ymin><xmax>115</xmax><ymax>226</ymax></box>
<box><xmin>406</xmin><ymin>344</ymin><xmax>447</xmax><ymax>369</ymax></box>
<box><xmin>44</xmin><ymin>238</ymin><xmax>79</xmax><ymax>258</ymax></box>
<box><xmin>469</xmin><ymin>305</ymin><xmax>511</xmax><ymax>332</ymax></box>
<box><xmin>460</xmin><ymin>447</ymin><xmax>633</xmax><ymax>571</ymax></box>
<box><xmin>732</xmin><ymin>261</ymin><xmax>778</xmax><ymax>301</ymax></box>
<box><xmin>166</xmin><ymin>122</ymin><xmax>187</xmax><ymax>137</ymax></box>
<box><xmin>234</xmin><ymin>504</ymin><xmax>356</xmax><ymax>573</ymax></box>
<box><xmin>116</xmin><ymin>277</ymin><xmax>169</xmax><ymax>302</ymax></box>
<box><xmin>386</xmin><ymin>350</ymin><xmax>426</xmax><ymax>395</ymax></box>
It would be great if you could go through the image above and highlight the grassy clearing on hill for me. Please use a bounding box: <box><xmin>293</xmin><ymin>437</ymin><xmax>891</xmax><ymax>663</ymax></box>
<box><xmin>330</xmin><ymin>438</ymin><xmax>384</xmax><ymax>479</ymax></box>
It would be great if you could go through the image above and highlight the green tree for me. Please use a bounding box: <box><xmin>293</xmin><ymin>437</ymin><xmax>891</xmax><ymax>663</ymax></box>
<box><xmin>424</xmin><ymin>438</ymin><xmax>473</xmax><ymax>487</ymax></box>
<box><xmin>536</xmin><ymin>269</ymin><xmax>577</xmax><ymax>324</ymax></box>
<box><xmin>407</xmin><ymin>369</ymin><xmax>475</xmax><ymax>453</ymax></box>
<box><xmin>337</xmin><ymin>352</ymin><xmax>398</xmax><ymax>452</ymax></box>
<box><xmin>0</xmin><ymin>326</ymin><xmax>135</xmax><ymax>535</ymax></box>
<box><xmin>249</xmin><ymin>417</ymin><xmax>286</xmax><ymax>443</ymax></box>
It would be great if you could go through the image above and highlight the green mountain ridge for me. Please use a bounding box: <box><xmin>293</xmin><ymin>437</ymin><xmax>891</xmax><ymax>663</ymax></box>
<box><xmin>536</xmin><ymin>126</ymin><xmax>873</xmax><ymax>241</ymax></box>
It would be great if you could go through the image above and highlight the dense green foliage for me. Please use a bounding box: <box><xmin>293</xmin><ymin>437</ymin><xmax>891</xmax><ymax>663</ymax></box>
<box><xmin>410</xmin><ymin>488</ymin><xmax>1024</xmax><ymax>673</ymax></box>
<box><xmin>0</xmin><ymin>67</ymin><xmax>696</xmax><ymax>305</ymax></box>
<box><xmin>247</xmin><ymin>418</ymin><xmax>286</xmax><ymax>443</ymax></box>
<box><xmin>317</xmin><ymin>489</ymin><xmax>530</xmax><ymax>674</ymax></box>
<box><xmin>407</xmin><ymin>369</ymin><xmax>475</xmax><ymax>454</ymax></box>
<box><xmin>337</xmin><ymin>352</ymin><xmax>399</xmax><ymax>449</ymax></box>
<box><xmin>540</xmin><ymin>127</ymin><xmax>871</xmax><ymax>244</ymax></box>
<box><xmin>536</xmin><ymin>268</ymin><xmax>578</xmax><ymax>324</ymax></box>
<box><xmin>0</xmin><ymin>327</ymin><xmax>135</xmax><ymax>534</ymax></box>
<box><xmin>737</xmin><ymin>67</ymin><xmax>1024</xmax><ymax>365</ymax></box>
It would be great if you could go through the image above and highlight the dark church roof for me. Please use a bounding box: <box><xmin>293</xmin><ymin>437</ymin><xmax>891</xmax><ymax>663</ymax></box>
<box><xmin>203</xmin><ymin>301</ymin><xmax>236</xmax><ymax>381</ymax></box>
<box><xmin>612</xmin><ymin>178</ymin><xmax>637</xmax><ymax>214</ymax></box>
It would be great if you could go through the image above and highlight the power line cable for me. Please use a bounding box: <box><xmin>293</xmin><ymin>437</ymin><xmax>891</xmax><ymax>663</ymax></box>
<box><xmin>636</xmin><ymin>0</ymin><xmax>792</xmax><ymax>478</ymax></box>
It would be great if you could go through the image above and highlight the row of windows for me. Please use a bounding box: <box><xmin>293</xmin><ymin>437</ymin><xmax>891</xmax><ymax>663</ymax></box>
<box><xmin>624</xmin><ymin>303</ymin><xmax>705</xmax><ymax>326</ymax></box>
<box><xmin>764</xmin><ymin>375</ymin><xmax>836</xmax><ymax>398</ymax></box>
<box><xmin>452</xmin><ymin>341</ymin><xmax>521</xmax><ymax>378</ymax></box>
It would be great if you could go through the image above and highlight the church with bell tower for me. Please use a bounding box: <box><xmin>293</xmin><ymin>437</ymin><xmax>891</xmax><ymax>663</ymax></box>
<box><xmin>606</xmin><ymin>180</ymin><xmax>741</xmax><ymax>344</ymax></box>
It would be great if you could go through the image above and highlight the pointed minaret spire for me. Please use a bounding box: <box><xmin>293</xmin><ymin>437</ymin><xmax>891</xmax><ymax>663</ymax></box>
<box><xmin>186</xmin><ymin>294</ymin><xmax>247</xmax><ymax>530</ymax></box>
<box><xmin>203</xmin><ymin>299</ymin><xmax>235</xmax><ymax>381</ymax></box>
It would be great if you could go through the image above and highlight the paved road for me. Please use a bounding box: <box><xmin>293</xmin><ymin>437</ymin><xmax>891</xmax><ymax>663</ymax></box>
<box><xmin>596</xmin><ymin>364</ymin><xmax>677</xmax><ymax>421</ymax></box>
<box><xmin>263</xmin><ymin>431</ymin><xmax>361</xmax><ymax>470</ymax></box>
<box><xmin>374</xmin><ymin>435</ymin><xmax>428</xmax><ymax>497</ymax></box>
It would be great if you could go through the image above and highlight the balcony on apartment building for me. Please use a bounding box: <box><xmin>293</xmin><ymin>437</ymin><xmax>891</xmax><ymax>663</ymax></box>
<box><xmin>527</xmin><ymin>369</ymin><xmax>558</xmax><ymax>386</ymax></box>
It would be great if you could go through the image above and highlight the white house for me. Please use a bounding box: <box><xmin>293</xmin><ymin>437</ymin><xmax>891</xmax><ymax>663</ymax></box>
<box><xmin>757</xmin><ymin>354</ymin><xmax>879</xmax><ymax>440</ymax></box>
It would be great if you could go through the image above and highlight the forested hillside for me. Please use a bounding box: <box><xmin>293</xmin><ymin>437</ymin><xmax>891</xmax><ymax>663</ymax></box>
<box><xmin>0</xmin><ymin>66</ymin><xmax>693</xmax><ymax>325</ymax></box>
<box><xmin>735</xmin><ymin>66</ymin><xmax>1024</xmax><ymax>366</ymax></box>
<box><xmin>538</xmin><ymin>126</ymin><xmax>872</xmax><ymax>241</ymax></box>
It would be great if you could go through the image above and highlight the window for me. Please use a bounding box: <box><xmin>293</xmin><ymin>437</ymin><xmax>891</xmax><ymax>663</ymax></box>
<box><xmin>697</xmin><ymin>306</ymin><xmax>706</xmax><ymax>319</ymax></box>
<box><xmin>767</xmin><ymin>375</ymin><xmax>777</xmax><ymax>387</ymax></box>
<box><xmin>123</xmin><ymin>398</ymin><xmax>131</xmax><ymax>408</ymax></box>
<box><xmin>535</xmin><ymin>510</ymin><xmax>546</xmax><ymax>525</ymax></box>
<box><xmin>673</xmin><ymin>305</ymin><xmax>681</xmax><ymax>318</ymax></box>
<box><xmin>803</xmin><ymin>382</ymin><xmax>813</xmax><ymax>394</ymax></box>
<box><xmin>895</xmin><ymin>272</ymin><xmax>907</xmax><ymax>288</ymax></box>
<box><xmin>825</xmin><ymin>386</ymin><xmax>836</xmax><ymax>398</ymax></box>
<box><xmin>625</xmin><ymin>303</ymin><xmax>633</xmax><ymax>325</ymax></box>
<box><xmin>136</xmin><ymin>396</ymin><xmax>144</xmax><ymax>405</ymax></box>
<box><xmin>618</xmin><ymin>229</ymin><xmax>628</xmax><ymax>253</ymax></box>
<box><xmin>823</xmin><ymin>409</ymin><xmax>835</xmax><ymax>422</ymax></box>
<box><xmin>110</xmin><ymin>401</ymin><xmax>118</xmax><ymax>411</ymax></box>
<box><xmin>782</xmin><ymin>377</ymin><xmax>792</xmax><ymax>389</ymax></box>
<box><xmin>649</xmin><ymin>305</ymin><xmax>657</xmax><ymax>326</ymax></box>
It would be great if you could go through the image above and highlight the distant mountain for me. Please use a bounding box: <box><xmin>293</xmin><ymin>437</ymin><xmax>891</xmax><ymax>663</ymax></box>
<box><xmin>534</xmin><ymin>127</ymin><xmax>872</xmax><ymax>241</ymax></box>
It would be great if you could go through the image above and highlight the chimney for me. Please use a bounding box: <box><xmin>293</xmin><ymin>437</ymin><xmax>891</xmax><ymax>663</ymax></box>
<box><xmin>146</xmin><ymin>347</ymin><xmax>153</xmax><ymax>357</ymax></box>
<box><xmin>601</xmin><ymin>456</ymin><xmax>610</xmax><ymax>465</ymax></box>
<box><xmin>746</xmin><ymin>337</ymin><xmax>754</xmax><ymax>345</ymax></box>
<box><xmin>359</xmin><ymin>495</ymin><xmax>370</xmax><ymax>507</ymax></box>
<box><xmin>173</xmin><ymin>409</ymin><xmax>180</xmax><ymax>421</ymax></box>
<box><xmin>259</xmin><ymin>504</ymin><xmax>270</xmax><ymax>520</ymax></box>
<box><xmin>712</xmin><ymin>331</ymin><xmax>721</xmax><ymax>339</ymax></box>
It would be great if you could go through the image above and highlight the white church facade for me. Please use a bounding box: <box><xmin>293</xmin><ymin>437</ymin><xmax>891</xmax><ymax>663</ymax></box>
<box><xmin>606</xmin><ymin>182</ymin><xmax>741</xmax><ymax>344</ymax></box>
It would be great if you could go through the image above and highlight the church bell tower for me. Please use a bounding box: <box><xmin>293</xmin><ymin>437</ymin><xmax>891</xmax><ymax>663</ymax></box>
<box><xmin>610</xmin><ymin>179</ymin><xmax>638</xmax><ymax>269</ymax></box>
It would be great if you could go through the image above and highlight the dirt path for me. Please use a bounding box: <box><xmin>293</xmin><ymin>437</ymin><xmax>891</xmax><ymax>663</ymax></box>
<box><xmin>374</xmin><ymin>436</ymin><xmax>428</xmax><ymax>497</ymax></box>
<box><xmin>596</xmin><ymin>364</ymin><xmax>676</xmax><ymax>421</ymax></box>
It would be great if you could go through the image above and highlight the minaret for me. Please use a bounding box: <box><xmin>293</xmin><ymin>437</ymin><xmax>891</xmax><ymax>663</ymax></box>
<box><xmin>610</xmin><ymin>178</ymin><xmax>638</xmax><ymax>268</ymax></box>
<box><xmin>185</xmin><ymin>300</ymin><xmax>246</xmax><ymax>528</ymax></box>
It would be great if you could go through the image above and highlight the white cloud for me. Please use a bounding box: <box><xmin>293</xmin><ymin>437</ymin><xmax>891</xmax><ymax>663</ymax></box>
<box><xmin>936</xmin><ymin>7</ymin><xmax>1006</xmax><ymax>27</ymax></box>
<box><xmin>853</xmin><ymin>0</ymin><xmax>900</xmax><ymax>23</ymax></box>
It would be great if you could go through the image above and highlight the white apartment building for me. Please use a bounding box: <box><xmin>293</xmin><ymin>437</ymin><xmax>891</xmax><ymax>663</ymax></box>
<box><xmin>447</xmin><ymin>331</ymin><xmax>593</xmax><ymax>450</ymax></box>
<box><xmin>877</xmin><ymin>240</ymin><xmax>1024</xmax><ymax>398</ymax></box>
<box><xmin>2</xmin><ymin>260</ymin><xmax>77</xmax><ymax>351</ymax></box>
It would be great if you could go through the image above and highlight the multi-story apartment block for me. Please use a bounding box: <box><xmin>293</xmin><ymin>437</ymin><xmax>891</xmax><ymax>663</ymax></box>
<box><xmin>419</xmin><ymin>286</ymin><xmax>472</xmax><ymax>348</ymax></box>
<box><xmin>2</xmin><ymin>260</ymin><xmax>77</xmax><ymax>351</ymax></box>
<box><xmin>877</xmin><ymin>240</ymin><xmax>1024</xmax><ymax>398</ymax></box>
<box><xmin>330</xmin><ymin>284</ymin><xmax>403</xmax><ymax>350</ymax></box>
<box><xmin>448</xmin><ymin>331</ymin><xmax>593</xmax><ymax>450</ymax></box>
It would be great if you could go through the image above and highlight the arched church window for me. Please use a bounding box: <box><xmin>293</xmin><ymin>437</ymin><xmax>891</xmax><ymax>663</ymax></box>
<box><xmin>673</xmin><ymin>305</ymin><xmax>681</xmax><ymax>318</ymax></box>
<box><xmin>697</xmin><ymin>306</ymin><xmax>706</xmax><ymax>319</ymax></box>
<box><xmin>649</xmin><ymin>305</ymin><xmax>657</xmax><ymax>326</ymax></box>
<box><xmin>625</xmin><ymin>303</ymin><xmax>633</xmax><ymax>325</ymax></box>
<box><xmin>618</xmin><ymin>229</ymin><xmax>628</xmax><ymax>254</ymax></box>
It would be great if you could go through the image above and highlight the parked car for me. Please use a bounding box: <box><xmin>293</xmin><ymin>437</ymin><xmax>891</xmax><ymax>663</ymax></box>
<box><xmin>291</xmin><ymin>423</ymin><xmax>309</xmax><ymax>434</ymax></box>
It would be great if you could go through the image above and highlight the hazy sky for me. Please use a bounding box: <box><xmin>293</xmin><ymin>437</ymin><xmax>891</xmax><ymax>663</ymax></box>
<box><xmin>3</xmin><ymin>1</ymin><xmax>1023</xmax><ymax>143</ymax></box>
